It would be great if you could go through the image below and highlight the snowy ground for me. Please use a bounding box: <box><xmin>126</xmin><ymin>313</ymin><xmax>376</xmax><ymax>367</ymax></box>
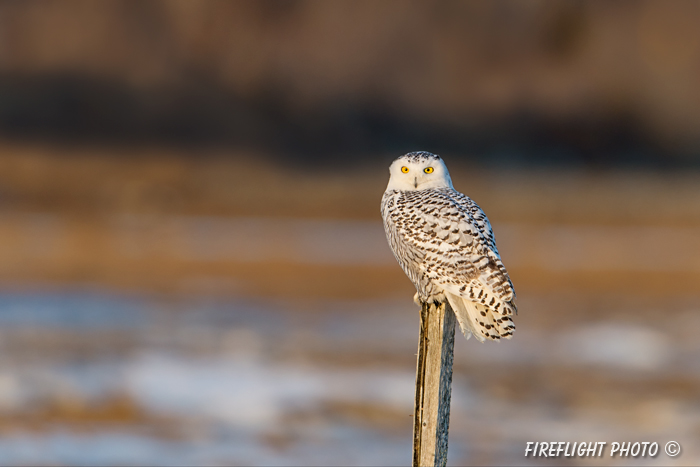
<box><xmin>0</xmin><ymin>286</ymin><xmax>698</xmax><ymax>465</ymax></box>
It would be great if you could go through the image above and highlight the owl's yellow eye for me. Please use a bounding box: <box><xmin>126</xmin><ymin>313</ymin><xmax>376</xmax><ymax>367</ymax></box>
<box><xmin>424</xmin><ymin>167</ymin><xmax>434</xmax><ymax>174</ymax></box>
<box><xmin>401</xmin><ymin>166</ymin><xmax>409</xmax><ymax>173</ymax></box>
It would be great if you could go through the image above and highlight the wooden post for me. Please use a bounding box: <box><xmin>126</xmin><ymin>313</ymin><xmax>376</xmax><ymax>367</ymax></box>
<box><xmin>412</xmin><ymin>300</ymin><xmax>456</xmax><ymax>467</ymax></box>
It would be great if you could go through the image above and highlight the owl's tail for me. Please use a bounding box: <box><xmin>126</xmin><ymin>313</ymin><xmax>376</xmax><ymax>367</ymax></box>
<box><xmin>445</xmin><ymin>293</ymin><xmax>515</xmax><ymax>342</ymax></box>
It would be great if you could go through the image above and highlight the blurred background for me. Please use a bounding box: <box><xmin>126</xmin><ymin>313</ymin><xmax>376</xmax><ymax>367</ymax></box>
<box><xmin>0</xmin><ymin>1</ymin><xmax>699</xmax><ymax>465</ymax></box>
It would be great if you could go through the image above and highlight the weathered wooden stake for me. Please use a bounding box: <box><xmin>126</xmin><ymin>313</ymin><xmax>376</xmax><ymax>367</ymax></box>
<box><xmin>412</xmin><ymin>300</ymin><xmax>456</xmax><ymax>467</ymax></box>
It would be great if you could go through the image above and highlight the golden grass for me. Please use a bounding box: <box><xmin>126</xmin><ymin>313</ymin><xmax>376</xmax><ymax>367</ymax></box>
<box><xmin>0</xmin><ymin>141</ymin><xmax>699</xmax><ymax>301</ymax></box>
<box><xmin>0</xmin><ymin>394</ymin><xmax>185</xmax><ymax>439</ymax></box>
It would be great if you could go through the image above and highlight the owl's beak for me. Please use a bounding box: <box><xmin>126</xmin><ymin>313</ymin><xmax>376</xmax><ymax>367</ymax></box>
<box><xmin>414</xmin><ymin>177</ymin><xmax>418</xmax><ymax>188</ymax></box>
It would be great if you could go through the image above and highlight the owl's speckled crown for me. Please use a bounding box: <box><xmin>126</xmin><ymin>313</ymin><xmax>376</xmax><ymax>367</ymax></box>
<box><xmin>398</xmin><ymin>151</ymin><xmax>442</xmax><ymax>164</ymax></box>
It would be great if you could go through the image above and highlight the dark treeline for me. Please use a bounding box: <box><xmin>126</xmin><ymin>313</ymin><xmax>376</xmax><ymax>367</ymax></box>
<box><xmin>0</xmin><ymin>1</ymin><xmax>698</xmax><ymax>167</ymax></box>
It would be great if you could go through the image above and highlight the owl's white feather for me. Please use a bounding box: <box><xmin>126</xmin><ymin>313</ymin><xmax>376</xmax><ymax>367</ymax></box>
<box><xmin>381</xmin><ymin>151</ymin><xmax>516</xmax><ymax>342</ymax></box>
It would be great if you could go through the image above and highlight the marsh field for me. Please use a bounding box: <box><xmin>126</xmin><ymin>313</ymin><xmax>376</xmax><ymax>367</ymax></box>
<box><xmin>0</xmin><ymin>143</ymin><xmax>698</xmax><ymax>465</ymax></box>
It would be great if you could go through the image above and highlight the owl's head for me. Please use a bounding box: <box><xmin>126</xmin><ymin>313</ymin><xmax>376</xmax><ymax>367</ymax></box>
<box><xmin>386</xmin><ymin>151</ymin><xmax>453</xmax><ymax>191</ymax></box>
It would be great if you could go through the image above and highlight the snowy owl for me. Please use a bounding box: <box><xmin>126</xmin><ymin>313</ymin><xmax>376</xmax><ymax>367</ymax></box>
<box><xmin>381</xmin><ymin>151</ymin><xmax>516</xmax><ymax>342</ymax></box>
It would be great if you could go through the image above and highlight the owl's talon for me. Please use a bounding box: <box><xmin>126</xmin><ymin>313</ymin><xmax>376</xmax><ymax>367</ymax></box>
<box><xmin>413</xmin><ymin>293</ymin><xmax>421</xmax><ymax>306</ymax></box>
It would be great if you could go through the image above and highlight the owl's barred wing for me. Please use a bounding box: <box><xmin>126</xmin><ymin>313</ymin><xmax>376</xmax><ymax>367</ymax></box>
<box><xmin>440</xmin><ymin>191</ymin><xmax>515</xmax><ymax>305</ymax></box>
<box><xmin>450</xmin><ymin>191</ymin><xmax>499</xmax><ymax>253</ymax></box>
<box><xmin>393</xmin><ymin>189</ymin><xmax>516</xmax><ymax>315</ymax></box>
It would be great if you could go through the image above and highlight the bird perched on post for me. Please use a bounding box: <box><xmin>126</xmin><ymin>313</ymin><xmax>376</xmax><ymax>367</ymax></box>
<box><xmin>381</xmin><ymin>151</ymin><xmax>516</xmax><ymax>342</ymax></box>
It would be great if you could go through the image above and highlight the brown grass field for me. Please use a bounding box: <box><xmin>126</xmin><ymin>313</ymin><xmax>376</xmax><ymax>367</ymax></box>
<box><xmin>0</xmin><ymin>142</ymin><xmax>699</xmax><ymax>464</ymax></box>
